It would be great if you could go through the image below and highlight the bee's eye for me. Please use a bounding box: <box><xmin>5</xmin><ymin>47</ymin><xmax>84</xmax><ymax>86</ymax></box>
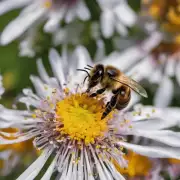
<box><xmin>107</xmin><ymin>69</ymin><xmax>117</xmax><ymax>77</ymax></box>
<box><xmin>91</xmin><ymin>70</ymin><xmax>103</xmax><ymax>80</ymax></box>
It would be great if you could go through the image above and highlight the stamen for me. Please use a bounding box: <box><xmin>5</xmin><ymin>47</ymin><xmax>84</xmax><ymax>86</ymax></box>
<box><xmin>55</xmin><ymin>93</ymin><xmax>114</xmax><ymax>145</ymax></box>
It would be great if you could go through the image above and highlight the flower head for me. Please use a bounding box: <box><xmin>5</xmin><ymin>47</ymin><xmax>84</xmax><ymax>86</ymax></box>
<box><xmin>0</xmin><ymin>0</ymin><xmax>90</xmax><ymax>45</ymax></box>
<box><xmin>1</xmin><ymin>47</ymin><xmax>180</xmax><ymax>179</ymax></box>
<box><xmin>0</xmin><ymin>127</ymin><xmax>35</xmax><ymax>175</ymax></box>
<box><xmin>97</xmin><ymin>0</ymin><xmax>137</xmax><ymax>38</ymax></box>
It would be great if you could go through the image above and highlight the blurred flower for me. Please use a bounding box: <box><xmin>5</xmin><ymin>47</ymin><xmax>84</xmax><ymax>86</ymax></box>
<box><xmin>168</xmin><ymin>158</ymin><xmax>180</xmax><ymax>179</ymax></box>
<box><xmin>106</xmin><ymin>26</ymin><xmax>180</xmax><ymax>107</ymax></box>
<box><xmin>97</xmin><ymin>0</ymin><xmax>137</xmax><ymax>38</ymax></box>
<box><xmin>128</xmin><ymin>0</ymin><xmax>180</xmax><ymax>107</ymax></box>
<box><xmin>1</xmin><ymin>48</ymin><xmax>180</xmax><ymax>179</ymax></box>
<box><xmin>0</xmin><ymin>0</ymin><xmax>90</xmax><ymax>45</ymax></box>
<box><xmin>0</xmin><ymin>127</ymin><xmax>35</xmax><ymax>176</ymax></box>
<box><xmin>106</xmin><ymin>0</ymin><xmax>180</xmax><ymax>108</ymax></box>
<box><xmin>114</xmin><ymin>150</ymin><xmax>152</xmax><ymax>178</ymax></box>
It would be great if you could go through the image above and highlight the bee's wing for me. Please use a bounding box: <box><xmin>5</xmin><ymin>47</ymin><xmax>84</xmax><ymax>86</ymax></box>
<box><xmin>111</xmin><ymin>75</ymin><xmax>148</xmax><ymax>98</ymax></box>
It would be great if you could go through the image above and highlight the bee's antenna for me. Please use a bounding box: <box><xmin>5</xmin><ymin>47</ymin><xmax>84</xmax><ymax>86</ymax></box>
<box><xmin>84</xmin><ymin>67</ymin><xmax>91</xmax><ymax>71</ymax></box>
<box><xmin>87</xmin><ymin>65</ymin><xmax>93</xmax><ymax>68</ymax></box>
<box><xmin>83</xmin><ymin>75</ymin><xmax>88</xmax><ymax>85</ymax></box>
<box><xmin>77</xmin><ymin>69</ymin><xmax>90</xmax><ymax>77</ymax></box>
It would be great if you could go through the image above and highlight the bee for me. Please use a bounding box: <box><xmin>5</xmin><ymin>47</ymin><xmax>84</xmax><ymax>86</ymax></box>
<box><xmin>77</xmin><ymin>64</ymin><xmax>148</xmax><ymax>119</ymax></box>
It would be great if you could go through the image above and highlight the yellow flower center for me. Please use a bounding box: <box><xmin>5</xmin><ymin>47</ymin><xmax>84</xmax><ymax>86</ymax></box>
<box><xmin>168</xmin><ymin>158</ymin><xmax>180</xmax><ymax>164</ymax></box>
<box><xmin>55</xmin><ymin>93</ymin><xmax>114</xmax><ymax>145</ymax></box>
<box><xmin>114</xmin><ymin>151</ymin><xmax>152</xmax><ymax>177</ymax></box>
<box><xmin>143</xmin><ymin>0</ymin><xmax>180</xmax><ymax>37</ymax></box>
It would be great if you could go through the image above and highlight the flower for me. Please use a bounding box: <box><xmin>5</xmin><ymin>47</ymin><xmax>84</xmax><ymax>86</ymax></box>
<box><xmin>0</xmin><ymin>126</ymin><xmax>35</xmax><ymax>175</ymax></box>
<box><xmin>133</xmin><ymin>0</ymin><xmax>180</xmax><ymax>107</ymax></box>
<box><xmin>167</xmin><ymin>158</ymin><xmax>180</xmax><ymax>179</ymax></box>
<box><xmin>96</xmin><ymin>0</ymin><xmax>137</xmax><ymax>38</ymax></box>
<box><xmin>1</xmin><ymin>47</ymin><xmax>180</xmax><ymax>179</ymax></box>
<box><xmin>114</xmin><ymin>150</ymin><xmax>152</xmax><ymax>178</ymax></box>
<box><xmin>0</xmin><ymin>0</ymin><xmax>137</xmax><ymax>47</ymax></box>
<box><xmin>105</xmin><ymin>0</ymin><xmax>180</xmax><ymax>108</ymax></box>
<box><xmin>0</xmin><ymin>0</ymin><xmax>90</xmax><ymax>45</ymax></box>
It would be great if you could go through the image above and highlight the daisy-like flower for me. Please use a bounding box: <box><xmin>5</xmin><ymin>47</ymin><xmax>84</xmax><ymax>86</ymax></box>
<box><xmin>0</xmin><ymin>126</ymin><xmax>35</xmax><ymax>176</ymax></box>
<box><xmin>114</xmin><ymin>150</ymin><xmax>152</xmax><ymax>179</ymax></box>
<box><xmin>128</xmin><ymin>0</ymin><xmax>180</xmax><ymax>107</ymax></box>
<box><xmin>0</xmin><ymin>0</ymin><xmax>90</xmax><ymax>45</ymax></box>
<box><xmin>167</xmin><ymin>158</ymin><xmax>180</xmax><ymax>179</ymax></box>
<box><xmin>1</xmin><ymin>47</ymin><xmax>180</xmax><ymax>179</ymax></box>
<box><xmin>96</xmin><ymin>0</ymin><xmax>137</xmax><ymax>38</ymax></box>
<box><xmin>105</xmin><ymin>0</ymin><xmax>180</xmax><ymax>107</ymax></box>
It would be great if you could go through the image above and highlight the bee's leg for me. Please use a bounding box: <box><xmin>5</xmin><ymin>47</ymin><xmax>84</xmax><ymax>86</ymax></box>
<box><xmin>112</xmin><ymin>88</ymin><xmax>120</xmax><ymax>94</ymax></box>
<box><xmin>90</xmin><ymin>87</ymin><xmax>106</xmax><ymax>97</ymax></box>
<box><xmin>101</xmin><ymin>94</ymin><xmax>119</xmax><ymax>119</ymax></box>
<box><xmin>105</xmin><ymin>102</ymin><xmax>110</xmax><ymax>108</ymax></box>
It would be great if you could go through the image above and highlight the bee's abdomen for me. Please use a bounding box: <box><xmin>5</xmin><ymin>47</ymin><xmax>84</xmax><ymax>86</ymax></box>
<box><xmin>116</xmin><ymin>87</ymin><xmax>131</xmax><ymax>110</ymax></box>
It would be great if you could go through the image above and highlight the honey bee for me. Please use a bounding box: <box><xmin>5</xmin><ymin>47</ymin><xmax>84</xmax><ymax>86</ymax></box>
<box><xmin>77</xmin><ymin>64</ymin><xmax>148</xmax><ymax>119</ymax></box>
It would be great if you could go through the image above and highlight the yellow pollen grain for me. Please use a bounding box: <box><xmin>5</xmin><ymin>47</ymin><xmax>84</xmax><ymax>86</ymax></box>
<box><xmin>55</xmin><ymin>93</ymin><xmax>113</xmax><ymax>145</ymax></box>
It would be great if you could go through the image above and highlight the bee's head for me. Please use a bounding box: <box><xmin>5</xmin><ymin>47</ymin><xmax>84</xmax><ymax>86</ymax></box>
<box><xmin>87</xmin><ymin>64</ymin><xmax>104</xmax><ymax>92</ymax></box>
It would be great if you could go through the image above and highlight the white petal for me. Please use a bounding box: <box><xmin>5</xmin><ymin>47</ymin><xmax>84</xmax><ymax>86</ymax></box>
<box><xmin>0</xmin><ymin>132</ymin><xmax>38</xmax><ymax>145</ymax></box>
<box><xmin>17</xmin><ymin>147</ymin><xmax>54</xmax><ymax>180</ymax></box>
<box><xmin>114</xmin><ymin>2</ymin><xmax>136</xmax><ymax>26</ymax></box>
<box><xmin>165</xmin><ymin>58</ymin><xmax>175</xmax><ymax>77</ymax></box>
<box><xmin>44</xmin><ymin>11</ymin><xmax>64</xmax><ymax>33</ymax></box>
<box><xmin>130</xmin><ymin>105</ymin><xmax>180</xmax><ymax>129</ymax></box>
<box><xmin>19</xmin><ymin>96</ymin><xmax>40</xmax><ymax>108</ymax></box>
<box><xmin>102</xmin><ymin>31</ymin><xmax>162</xmax><ymax>70</ymax></box>
<box><xmin>118</xmin><ymin>141</ymin><xmax>180</xmax><ymax>159</ymax></box>
<box><xmin>74</xmin><ymin>46</ymin><xmax>92</xmax><ymax>69</ymax></box>
<box><xmin>65</xmin><ymin>7</ymin><xmax>76</xmax><ymax>23</ymax></box>
<box><xmin>41</xmin><ymin>156</ymin><xmax>58</xmax><ymax>180</ymax></box>
<box><xmin>175</xmin><ymin>61</ymin><xmax>180</xmax><ymax>86</ymax></box>
<box><xmin>0</xmin><ymin>0</ymin><xmax>30</xmax><ymax>15</ymax></box>
<box><xmin>100</xmin><ymin>10</ymin><xmax>115</xmax><ymax>38</ymax></box>
<box><xmin>94</xmin><ymin>40</ymin><xmax>105</xmax><ymax>62</ymax></box>
<box><xmin>37</xmin><ymin>59</ymin><xmax>50</xmax><ymax>84</ymax></box>
<box><xmin>30</xmin><ymin>75</ymin><xmax>49</xmax><ymax>98</ymax></box>
<box><xmin>0</xmin><ymin>5</ymin><xmax>46</xmax><ymax>45</ymax></box>
<box><xmin>154</xmin><ymin>76</ymin><xmax>174</xmax><ymax>107</ymax></box>
<box><xmin>76</xmin><ymin>1</ymin><xmax>90</xmax><ymax>21</ymax></box>
<box><xmin>49</xmin><ymin>49</ymin><xmax>66</xmax><ymax>88</ymax></box>
<box><xmin>0</xmin><ymin>75</ymin><xmax>5</xmax><ymax>97</ymax></box>
<box><xmin>128</xmin><ymin>129</ymin><xmax>180</xmax><ymax>147</ymax></box>
<box><xmin>115</xmin><ymin>21</ymin><xmax>128</xmax><ymax>37</ymax></box>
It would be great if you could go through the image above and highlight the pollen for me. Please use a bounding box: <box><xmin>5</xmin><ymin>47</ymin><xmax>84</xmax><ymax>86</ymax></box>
<box><xmin>55</xmin><ymin>93</ymin><xmax>113</xmax><ymax>145</ymax></box>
